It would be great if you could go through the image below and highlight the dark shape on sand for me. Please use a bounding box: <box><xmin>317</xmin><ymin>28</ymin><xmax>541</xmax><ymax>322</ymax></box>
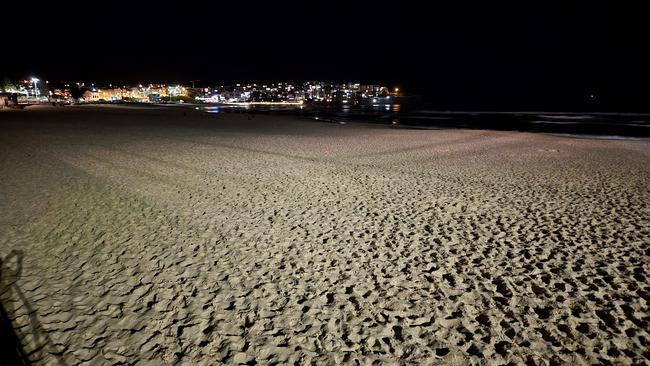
<box><xmin>0</xmin><ymin>251</ymin><xmax>68</xmax><ymax>366</ymax></box>
<box><xmin>0</xmin><ymin>251</ymin><xmax>31</xmax><ymax>365</ymax></box>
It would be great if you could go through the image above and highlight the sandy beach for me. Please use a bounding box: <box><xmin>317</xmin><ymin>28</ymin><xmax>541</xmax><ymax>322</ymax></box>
<box><xmin>1</xmin><ymin>105</ymin><xmax>649</xmax><ymax>365</ymax></box>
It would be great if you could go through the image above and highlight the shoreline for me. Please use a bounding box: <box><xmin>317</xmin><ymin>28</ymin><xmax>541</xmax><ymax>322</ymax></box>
<box><xmin>7</xmin><ymin>103</ymin><xmax>650</xmax><ymax>140</ymax></box>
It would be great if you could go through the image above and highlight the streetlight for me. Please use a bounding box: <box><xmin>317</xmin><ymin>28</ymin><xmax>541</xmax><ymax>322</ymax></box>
<box><xmin>394</xmin><ymin>87</ymin><xmax>399</xmax><ymax>97</ymax></box>
<box><xmin>31</xmin><ymin>78</ymin><xmax>40</xmax><ymax>97</ymax></box>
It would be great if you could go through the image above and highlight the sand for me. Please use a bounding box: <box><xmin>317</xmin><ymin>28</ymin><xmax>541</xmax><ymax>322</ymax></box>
<box><xmin>1</xmin><ymin>105</ymin><xmax>649</xmax><ymax>365</ymax></box>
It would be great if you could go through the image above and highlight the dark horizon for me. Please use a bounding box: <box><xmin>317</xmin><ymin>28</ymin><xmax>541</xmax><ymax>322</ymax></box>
<box><xmin>2</xmin><ymin>2</ymin><xmax>647</xmax><ymax>112</ymax></box>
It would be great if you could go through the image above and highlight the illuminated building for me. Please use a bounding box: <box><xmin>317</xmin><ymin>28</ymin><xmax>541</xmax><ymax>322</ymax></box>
<box><xmin>83</xmin><ymin>88</ymin><xmax>130</xmax><ymax>102</ymax></box>
<box><xmin>56</xmin><ymin>80</ymin><xmax>391</xmax><ymax>105</ymax></box>
<box><xmin>52</xmin><ymin>88</ymin><xmax>72</xmax><ymax>99</ymax></box>
<box><xmin>167</xmin><ymin>85</ymin><xmax>188</xmax><ymax>97</ymax></box>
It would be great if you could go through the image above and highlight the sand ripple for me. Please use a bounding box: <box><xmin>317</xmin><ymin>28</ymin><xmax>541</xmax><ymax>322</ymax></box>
<box><xmin>1</xmin><ymin>107</ymin><xmax>649</xmax><ymax>364</ymax></box>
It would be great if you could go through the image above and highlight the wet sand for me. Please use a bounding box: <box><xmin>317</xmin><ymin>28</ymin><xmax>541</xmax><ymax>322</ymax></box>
<box><xmin>1</xmin><ymin>105</ymin><xmax>649</xmax><ymax>364</ymax></box>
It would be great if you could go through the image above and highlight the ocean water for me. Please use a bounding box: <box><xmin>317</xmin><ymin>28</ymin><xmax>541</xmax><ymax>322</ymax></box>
<box><xmin>202</xmin><ymin>102</ymin><xmax>650</xmax><ymax>138</ymax></box>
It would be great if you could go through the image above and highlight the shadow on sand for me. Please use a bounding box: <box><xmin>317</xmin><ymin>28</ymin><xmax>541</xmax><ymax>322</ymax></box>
<box><xmin>1</xmin><ymin>250</ymin><xmax>67</xmax><ymax>365</ymax></box>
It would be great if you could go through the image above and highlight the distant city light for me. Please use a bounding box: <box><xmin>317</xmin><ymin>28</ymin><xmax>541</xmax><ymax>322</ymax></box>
<box><xmin>7</xmin><ymin>77</ymin><xmax>395</xmax><ymax>107</ymax></box>
<box><xmin>30</xmin><ymin>78</ymin><xmax>40</xmax><ymax>97</ymax></box>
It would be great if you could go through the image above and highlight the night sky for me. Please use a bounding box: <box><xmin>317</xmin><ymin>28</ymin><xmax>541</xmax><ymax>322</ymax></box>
<box><xmin>2</xmin><ymin>2</ymin><xmax>647</xmax><ymax>111</ymax></box>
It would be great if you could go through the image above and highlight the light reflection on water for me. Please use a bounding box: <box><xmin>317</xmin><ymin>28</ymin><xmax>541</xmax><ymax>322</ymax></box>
<box><xmin>198</xmin><ymin>103</ymin><xmax>649</xmax><ymax>137</ymax></box>
<box><xmin>203</xmin><ymin>103</ymin><xmax>402</xmax><ymax>115</ymax></box>
<box><xmin>362</xmin><ymin>104</ymin><xmax>401</xmax><ymax>112</ymax></box>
